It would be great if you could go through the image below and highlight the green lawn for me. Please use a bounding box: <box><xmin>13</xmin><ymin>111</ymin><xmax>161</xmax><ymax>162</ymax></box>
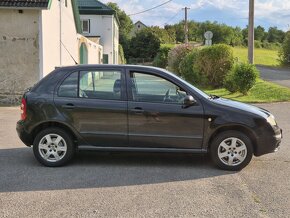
<box><xmin>233</xmin><ymin>47</ymin><xmax>280</xmax><ymax>67</ymax></box>
<box><xmin>205</xmin><ymin>79</ymin><xmax>290</xmax><ymax>103</ymax></box>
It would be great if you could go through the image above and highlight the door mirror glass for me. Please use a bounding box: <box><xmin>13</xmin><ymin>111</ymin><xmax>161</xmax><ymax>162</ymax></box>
<box><xmin>183</xmin><ymin>95</ymin><xmax>197</xmax><ymax>108</ymax></box>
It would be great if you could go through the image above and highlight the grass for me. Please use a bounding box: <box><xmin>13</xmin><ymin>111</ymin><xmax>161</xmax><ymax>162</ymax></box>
<box><xmin>204</xmin><ymin>79</ymin><xmax>290</xmax><ymax>103</ymax></box>
<box><xmin>233</xmin><ymin>47</ymin><xmax>280</xmax><ymax>67</ymax></box>
<box><xmin>160</xmin><ymin>43</ymin><xmax>176</xmax><ymax>49</ymax></box>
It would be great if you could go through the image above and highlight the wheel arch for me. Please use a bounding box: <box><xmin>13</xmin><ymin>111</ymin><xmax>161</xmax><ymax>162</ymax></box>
<box><xmin>207</xmin><ymin>125</ymin><xmax>258</xmax><ymax>155</ymax></box>
<box><xmin>31</xmin><ymin>121</ymin><xmax>79</xmax><ymax>146</ymax></box>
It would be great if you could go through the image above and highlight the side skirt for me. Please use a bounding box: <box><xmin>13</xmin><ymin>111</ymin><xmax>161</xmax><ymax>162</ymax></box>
<box><xmin>77</xmin><ymin>145</ymin><xmax>208</xmax><ymax>154</ymax></box>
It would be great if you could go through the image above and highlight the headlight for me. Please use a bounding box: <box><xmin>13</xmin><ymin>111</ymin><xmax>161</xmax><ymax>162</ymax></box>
<box><xmin>267</xmin><ymin>115</ymin><xmax>277</xmax><ymax>126</ymax></box>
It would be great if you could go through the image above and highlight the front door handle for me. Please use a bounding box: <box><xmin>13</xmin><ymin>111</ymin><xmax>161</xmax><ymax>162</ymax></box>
<box><xmin>130</xmin><ymin>107</ymin><xmax>144</xmax><ymax>114</ymax></box>
<box><xmin>62</xmin><ymin>103</ymin><xmax>75</xmax><ymax>109</ymax></box>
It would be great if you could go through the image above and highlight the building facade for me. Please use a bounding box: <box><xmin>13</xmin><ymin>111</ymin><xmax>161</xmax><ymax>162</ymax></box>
<box><xmin>78</xmin><ymin>0</ymin><xmax>119</xmax><ymax>64</ymax></box>
<box><xmin>130</xmin><ymin>21</ymin><xmax>147</xmax><ymax>37</ymax></box>
<box><xmin>0</xmin><ymin>0</ymin><xmax>103</xmax><ymax>104</ymax></box>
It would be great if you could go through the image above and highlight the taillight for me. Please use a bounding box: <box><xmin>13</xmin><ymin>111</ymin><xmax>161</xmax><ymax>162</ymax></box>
<box><xmin>20</xmin><ymin>98</ymin><xmax>27</xmax><ymax>120</ymax></box>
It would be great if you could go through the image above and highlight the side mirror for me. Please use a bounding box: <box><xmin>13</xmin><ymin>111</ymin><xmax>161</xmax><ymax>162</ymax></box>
<box><xmin>183</xmin><ymin>95</ymin><xmax>197</xmax><ymax>108</ymax></box>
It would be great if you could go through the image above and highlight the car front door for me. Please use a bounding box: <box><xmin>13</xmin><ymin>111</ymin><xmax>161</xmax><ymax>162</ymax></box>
<box><xmin>54</xmin><ymin>68</ymin><xmax>128</xmax><ymax>147</ymax></box>
<box><xmin>127</xmin><ymin>69</ymin><xmax>204</xmax><ymax>149</ymax></box>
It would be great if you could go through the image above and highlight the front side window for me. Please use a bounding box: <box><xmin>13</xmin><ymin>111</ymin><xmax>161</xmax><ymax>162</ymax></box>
<box><xmin>81</xmin><ymin>19</ymin><xmax>90</xmax><ymax>33</ymax></box>
<box><xmin>130</xmin><ymin>72</ymin><xmax>187</xmax><ymax>104</ymax></box>
<box><xmin>79</xmin><ymin>70</ymin><xmax>122</xmax><ymax>100</ymax></box>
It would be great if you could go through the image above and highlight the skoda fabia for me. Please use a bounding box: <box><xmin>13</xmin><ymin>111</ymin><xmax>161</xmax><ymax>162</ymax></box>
<box><xmin>16</xmin><ymin>65</ymin><xmax>282</xmax><ymax>170</ymax></box>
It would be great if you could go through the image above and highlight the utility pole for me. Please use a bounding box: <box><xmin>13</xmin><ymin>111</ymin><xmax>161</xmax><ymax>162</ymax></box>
<box><xmin>248</xmin><ymin>0</ymin><xmax>254</xmax><ymax>64</ymax></box>
<box><xmin>182</xmin><ymin>7</ymin><xmax>190</xmax><ymax>44</ymax></box>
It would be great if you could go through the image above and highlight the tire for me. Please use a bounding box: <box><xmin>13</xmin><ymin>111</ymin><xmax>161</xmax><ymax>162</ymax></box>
<box><xmin>210</xmin><ymin>131</ymin><xmax>253</xmax><ymax>171</ymax></box>
<box><xmin>33</xmin><ymin>127</ymin><xmax>75</xmax><ymax>167</ymax></box>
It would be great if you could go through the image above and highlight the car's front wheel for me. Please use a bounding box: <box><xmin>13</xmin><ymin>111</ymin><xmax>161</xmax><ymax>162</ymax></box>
<box><xmin>210</xmin><ymin>131</ymin><xmax>253</xmax><ymax>171</ymax></box>
<box><xmin>33</xmin><ymin>128</ymin><xmax>75</xmax><ymax>167</ymax></box>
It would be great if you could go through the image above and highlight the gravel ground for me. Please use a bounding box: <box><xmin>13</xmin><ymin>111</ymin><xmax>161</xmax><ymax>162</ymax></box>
<box><xmin>0</xmin><ymin>104</ymin><xmax>289</xmax><ymax>218</ymax></box>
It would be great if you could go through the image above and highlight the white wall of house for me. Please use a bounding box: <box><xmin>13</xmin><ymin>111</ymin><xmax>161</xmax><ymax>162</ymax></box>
<box><xmin>80</xmin><ymin>14</ymin><xmax>119</xmax><ymax>64</ymax></box>
<box><xmin>40</xmin><ymin>0</ymin><xmax>102</xmax><ymax>78</ymax></box>
<box><xmin>40</xmin><ymin>0</ymin><xmax>79</xmax><ymax>77</ymax></box>
<box><xmin>0</xmin><ymin>9</ymin><xmax>39</xmax><ymax>102</ymax></box>
<box><xmin>77</xmin><ymin>34</ymin><xmax>103</xmax><ymax>64</ymax></box>
<box><xmin>113</xmin><ymin>18</ymin><xmax>119</xmax><ymax>65</ymax></box>
<box><xmin>0</xmin><ymin>1</ymin><xmax>103</xmax><ymax>104</ymax></box>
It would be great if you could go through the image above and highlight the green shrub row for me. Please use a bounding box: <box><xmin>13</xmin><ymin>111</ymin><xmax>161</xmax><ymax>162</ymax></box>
<box><xmin>279</xmin><ymin>31</ymin><xmax>290</xmax><ymax>66</ymax></box>
<box><xmin>254</xmin><ymin>40</ymin><xmax>281</xmax><ymax>50</ymax></box>
<box><xmin>157</xmin><ymin>43</ymin><xmax>259</xmax><ymax>95</ymax></box>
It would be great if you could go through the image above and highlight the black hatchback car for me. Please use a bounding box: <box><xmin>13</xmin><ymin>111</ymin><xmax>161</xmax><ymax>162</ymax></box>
<box><xmin>16</xmin><ymin>65</ymin><xmax>282</xmax><ymax>170</ymax></box>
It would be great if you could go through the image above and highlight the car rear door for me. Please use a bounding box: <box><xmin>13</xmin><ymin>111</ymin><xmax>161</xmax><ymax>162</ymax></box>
<box><xmin>54</xmin><ymin>67</ymin><xmax>128</xmax><ymax>147</ymax></box>
<box><xmin>127</xmin><ymin>68</ymin><xmax>204</xmax><ymax>149</ymax></box>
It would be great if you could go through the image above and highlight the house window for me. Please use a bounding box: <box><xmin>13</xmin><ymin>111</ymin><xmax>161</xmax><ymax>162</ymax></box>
<box><xmin>81</xmin><ymin>19</ymin><xmax>90</xmax><ymax>34</ymax></box>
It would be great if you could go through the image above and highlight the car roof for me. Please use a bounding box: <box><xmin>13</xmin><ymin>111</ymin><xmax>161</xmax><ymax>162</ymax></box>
<box><xmin>55</xmin><ymin>64</ymin><xmax>164</xmax><ymax>72</ymax></box>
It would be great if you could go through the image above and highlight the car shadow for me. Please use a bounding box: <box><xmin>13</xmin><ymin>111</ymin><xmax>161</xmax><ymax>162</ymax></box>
<box><xmin>0</xmin><ymin>147</ymin><xmax>235</xmax><ymax>193</ymax></box>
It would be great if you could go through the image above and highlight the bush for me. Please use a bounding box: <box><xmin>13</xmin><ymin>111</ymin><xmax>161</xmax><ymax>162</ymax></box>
<box><xmin>153</xmin><ymin>46</ymin><xmax>171</xmax><ymax>68</ymax></box>
<box><xmin>254</xmin><ymin>40</ymin><xmax>262</xmax><ymax>48</ymax></box>
<box><xmin>194</xmin><ymin>44</ymin><xmax>234</xmax><ymax>87</ymax></box>
<box><xmin>178</xmin><ymin>50</ymin><xmax>201</xmax><ymax>84</ymax></box>
<box><xmin>167</xmin><ymin>44</ymin><xmax>194</xmax><ymax>75</ymax></box>
<box><xmin>224</xmin><ymin>63</ymin><xmax>259</xmax><ymax>95</ymax></box>
<box><xmin>224</xmin><ymin>71</ymin><xmax>237</xmax><ymax>93</ymax></box>
<box><xmin>279</xmin><ymin>31</ymin><xmax>290</xmax><ymax>66</ymax></box>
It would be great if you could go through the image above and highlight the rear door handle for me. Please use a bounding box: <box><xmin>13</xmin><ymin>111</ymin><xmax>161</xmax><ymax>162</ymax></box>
<box><xmin>62</xmin><ymin>103</ymin><xmax>75</xmax><ymax>109</ymax></box>
<box><xmin>130</xmin><ymin>107</ymin><xmax>144</xmax><ymax>114</ymax></box>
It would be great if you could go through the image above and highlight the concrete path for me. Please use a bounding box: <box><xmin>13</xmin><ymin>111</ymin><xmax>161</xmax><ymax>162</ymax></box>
<box><xmin>257</xmin><ymin>65</ymin><xmax>290</xmax><ymax>88</ymax></box>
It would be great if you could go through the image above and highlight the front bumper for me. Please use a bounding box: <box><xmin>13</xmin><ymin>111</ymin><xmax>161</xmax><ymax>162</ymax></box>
<box><xmin>255</xmin><ymin>126</ymin><xmax>282</xmax><ymax>156</ymax></box>
<box><xmin>16</xmin><ymin>120</ymin><xmax>33</xmax><ymax>147</ymax></box>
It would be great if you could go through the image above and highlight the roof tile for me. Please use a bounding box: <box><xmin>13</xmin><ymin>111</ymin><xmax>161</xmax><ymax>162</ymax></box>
<box><xmin>0</xmin><ymin>0</ymin><xmax>49</xmax><ymax>8</ymax></box>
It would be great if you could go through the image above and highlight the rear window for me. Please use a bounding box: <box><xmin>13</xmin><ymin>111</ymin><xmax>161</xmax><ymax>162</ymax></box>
<box><xmin>32</xmin><ymin>69</ymin><xmax>64</xmax><ymax>95</ymax></box>
<box><xmin>58</xmin><ymin>72</ymin><xmax>78</xmax><ymax>98</ymax></box>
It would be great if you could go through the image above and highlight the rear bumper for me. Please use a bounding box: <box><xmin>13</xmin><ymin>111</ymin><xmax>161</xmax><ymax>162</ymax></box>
<box><xmin>16</xmin><ymin>120</ymin><xmax>33</xmax><ymax>147</ymax></box>
<box><xmin>255</xmin><ymin>127</ymin><xmax>282</xmax><ymax>156</ymax></box>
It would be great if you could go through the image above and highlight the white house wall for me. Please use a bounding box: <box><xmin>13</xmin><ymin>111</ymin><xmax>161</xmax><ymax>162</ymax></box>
<box><xmin>0</xmin><ymin>9</ymin><xmax>39</xmax><ymax>103</ymax></box>
<box><xmin>41</xmin><ymin>0</ymin><xmax>79</xmax><ymax>77</ymax></box>
<box><xmin>77</xmin><ymin>34</ymin><xmax>103</xmax><ymax>64</ymax></box>
<box><xmin>80</xmin><ymin>14</ymin><xmax>118</xmax><ymax>64</ymax></box>
<box><xmin>113</xmin><ymin>18</ymin><xmax>119</xmax><ymax>64</ymax></box>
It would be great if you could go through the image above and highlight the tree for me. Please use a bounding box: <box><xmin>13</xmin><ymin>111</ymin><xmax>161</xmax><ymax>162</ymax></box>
<box><xmin>150</xmin><ymin>26</ymin><xmax>175</xmax><ymax>44</ymax></box>
<box><xmin>128</xmin><ymin>28</ymin><xmax>161</xmax><ymax>58</ymax></box>
<box><xmin>267</xmin><ymin>27</ymin><xmax>285</xmax><ymax>43</ymax></box>
<box><xmin>107</xmin><ymin>2</ymin><xmax>133</xmax><ymax>58</ymax></box>
<box><xmin>254</xmin><ymin>25</ymin><xmax>266</xmax><ymax>41</ymax></box>
<box><xmin>279</xmin><ymin>31</ymin><xmax>290</xmax><ymax>66</ymax></box>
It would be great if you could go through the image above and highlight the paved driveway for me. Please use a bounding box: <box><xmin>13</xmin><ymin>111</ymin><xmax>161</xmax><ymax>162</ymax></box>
<box><xmin>258</xmin><ymin>66</ymin><xmax>290</xmax><ymax>88</ymax></box>
<box><xmin>0</xmin><ymin>104</ymin><xmax>289</xmax><ymax>217</ymax></box>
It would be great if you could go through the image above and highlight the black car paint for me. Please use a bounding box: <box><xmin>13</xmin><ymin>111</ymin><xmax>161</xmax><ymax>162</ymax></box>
<box><xmin>16</xmin><ymin>65</ymin><xmax>282</xmax><ymax>157</ymax></box>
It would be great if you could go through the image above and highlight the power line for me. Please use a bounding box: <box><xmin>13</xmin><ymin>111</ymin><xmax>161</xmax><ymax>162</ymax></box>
<box><xmin>128</xmin><ymin>0</ymin><xmax>172</xmax><ymax>16</ymax></box>
<box><xmin>164</xmin><ymin>9</ymin><xmax>182</xmax><ymax>25</ymax></box>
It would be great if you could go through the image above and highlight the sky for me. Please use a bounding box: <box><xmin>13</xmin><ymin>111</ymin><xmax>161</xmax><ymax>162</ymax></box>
<box><xmin>102</xmin><ymin>0</ymin><xmax>290</xmax><ymax>31</ymax></box>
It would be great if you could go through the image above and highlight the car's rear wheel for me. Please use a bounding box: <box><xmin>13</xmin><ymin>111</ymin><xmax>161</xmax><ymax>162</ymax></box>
<box><xmin>33</xmin><ymin>128</ymin><xmax>75</xmax><ymax>167</ymax></box>
<box><xmin>210</xmin><ymin>131</ymin><xmax>253</xmax><ymax>171</ymax></box>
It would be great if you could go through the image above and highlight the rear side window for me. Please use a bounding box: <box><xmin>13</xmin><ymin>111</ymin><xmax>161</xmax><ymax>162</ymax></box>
<box><xmin>79</xmin><ymin>70</ymin><xmax>122</xmax><ymax>100</ymax></box>
<box><xmin>58</xmin><ymin>72</ymin><xmax>78</xmax><ymax>98</ymax></box>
